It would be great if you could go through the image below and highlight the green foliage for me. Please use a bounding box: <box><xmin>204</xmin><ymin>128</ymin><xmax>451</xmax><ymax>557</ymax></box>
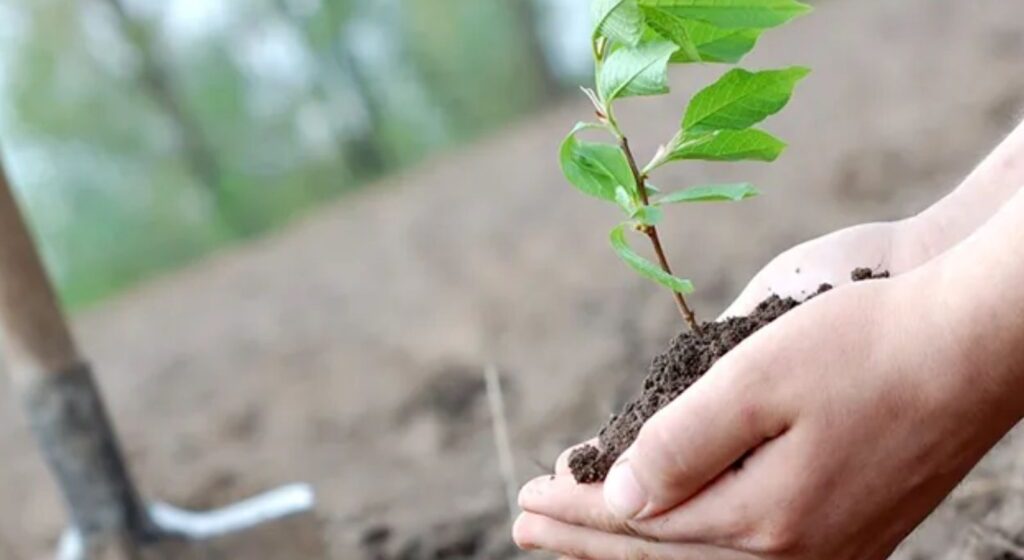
<box><xmin>597</xmin><ymin>37</ymin><xmax>678</xmax><ymax>102</ymax></box>
<box><xmin>593</xmin><ymin>0</ymin><xmax>646</xmax><ymax>46</ymax></box>
<box><xmin>610</xmin><ymin>224</ymin><xmax>694</xmax><ymax>293</ymax></box>
<box><xmin>666</xmin><ymin>20</ymin><xmax>762</xmax><ymax>63</ymax></box>
<box><xmin>654</xmin><ymin>182</ymin><xmax>759</xmax><ymax>204</ymax></box>
<box><xmin>6</xmin><ymin>0</ymin><xmax>559</xmax><ymax>308</ymax></box>
<box><xmin>562</xmin><ymin>0</ymin><xmax>811</xmax><ymax>305</ymax></box>
<box><xmin>637</xmin><ymin>0</ymin><xmax>811</xmax><ymax>29</ymax></box>
<box><xmin>642</xmin><ymin>8</ymin><xmax>701</xmax><ymax>62</ymax></box>
<box><xmin>667</xmin><ymin>129</ymin><xmax>786</xmax><ymax>162</ymax></box>
<box><xmin>682</xmin><ymin>67</ymin><xmax>810</xmax><ymax>132</ymax></box>
<box><xmin>560</xmin><ymin>123</ymin><xmax>636</xmax><ymax>202</ymax></box>
<box><xmin>630</xmin><ymin>205</ymin><xmax>664</xmax><ymax>226</ymax></box>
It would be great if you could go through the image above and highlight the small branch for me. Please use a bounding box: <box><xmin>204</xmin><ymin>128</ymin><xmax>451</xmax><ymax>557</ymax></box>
<box><xmin>485</xmin><ymin>365</ymin><xmax>518</xmax><ymax>521</ymax></box>
<box><xmin>619</xmin><ymin>137</ymin><xmax>702</xmax><ymax>333</ymax></box>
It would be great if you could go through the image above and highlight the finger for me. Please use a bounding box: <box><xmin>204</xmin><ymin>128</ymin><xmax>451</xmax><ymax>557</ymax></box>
<box><xmin>513</xmin><ymin>512</ymin><xmax>754</xmax><ymax>560</ymax></box>
<box><xmin>719</xmin><ymin>277</ymin><xmax>772</xmax><ymax>320</ymax></box>
<box><xmin>718</xmin><ymin>253</ymin><xmax>790</xmax><ymax>320</ymax></box>
<box><xmin>520</xmin><ymin>474</ymin><xmax>631</xmax><ymax>536</ymax></box>
<box><xmin>718</xmin><ymin>260</ymin><xmax>801</xmax><ymax>320</ymax></box>
<box><xmin>604</xmin><ymin>350</ymin><xmax>791</xmax><ymax>520</ymax></box>
<box><xmin>520</xmin><ymin>459</ymin><xmax>764</xmax><ymax>546</ymax></box>
<box><xmin>721</xmin><ymin>222</ymin><xmax>899</xmax><ymax>319</ymax></box>
<box><xmin>652</xmin><ymin>426</ymin><xmax>811</xmax><ymax>553</ymax></box>
<box><xmin>556</xmin><ymin>439</ymin><xmax>599</xmax><ymax>475</ymax></box>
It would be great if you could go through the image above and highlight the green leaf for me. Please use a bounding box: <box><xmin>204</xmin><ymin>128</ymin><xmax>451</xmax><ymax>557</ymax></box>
<box><xmin>669</xmin><ymin>20</ymin><xmax>763</xmax><ymax>63</ymax></box>
<box><xmin>559</xmin><ymin>122</ymin><xmax>636</xmax><ymax>202</ymax></box>
<box><xmin>654</xmin><ymin>183</ymin><xmax>760</xmax><ymax>204</ymax></box>
<box><xmin>642</xmin><ymin>8</ymin><xmax>701</xmax><ymax>62</ymax></box>
<box><xmin>598</xmin><ymin>37</ymin><xmax>678</xmax><ymax>102</ymax></box>
<box><xmin>668</xmin><ymin>129</ymin><xmax>786</xmax><ymax>162</ymax></box>
<box><xmin>637</xmin><ymin>0</ymin><xmax>812</xmax><ymax>29</ymax></box>
<box><xmin>614</xmin><ymin>186</ymin><xmax>638</xmax><ymax>213</ymax></box>
<box><xmin>630</xmin><ymin>205</ymin><xmax>663</xmax><ymax>225</ymax></box>
<box><xmin>610</xmin><ymin>225</ymin><xmax>694</xmax><ymax>293</ymax></box>
<box><xmin>593</xmin><ymin>0</ymin><xmax>645</xmax><ymax>46</ymax></box>
<box><xmin>682</xmin><ymin>67</ymin><xmax>810</xmax><ymax>133</ymax></box>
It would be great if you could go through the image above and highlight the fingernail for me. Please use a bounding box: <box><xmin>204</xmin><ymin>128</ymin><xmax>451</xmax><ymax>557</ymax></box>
<box><xmin>604</xmin><ymin>459</ymin><xmax>647</xmax><ymax>519</ymax></box>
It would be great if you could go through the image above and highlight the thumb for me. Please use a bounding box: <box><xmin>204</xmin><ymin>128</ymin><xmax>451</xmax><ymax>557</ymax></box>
<box><xmin>602</xmin><ymin>352</ymin><xmax>790</xmax><ymax>520</ymax></box>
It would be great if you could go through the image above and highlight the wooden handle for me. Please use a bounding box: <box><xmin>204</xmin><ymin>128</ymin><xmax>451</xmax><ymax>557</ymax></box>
<box><xmin>0</xmin><ymin>155</ymin><xmax>79</xmax><ymax>385</ymax></box>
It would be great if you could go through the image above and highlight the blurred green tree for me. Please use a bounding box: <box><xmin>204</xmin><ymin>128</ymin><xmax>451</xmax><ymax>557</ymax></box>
<box><xmin>1</xmin><ymin>0</ymin><xmax>569</xmax><ymax>307</ymax></box>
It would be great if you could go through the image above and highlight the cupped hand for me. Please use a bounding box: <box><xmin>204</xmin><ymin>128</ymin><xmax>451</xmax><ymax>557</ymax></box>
<box><xmin>542</xmin><ymin>218</ymin><xmax>931</xmax><ymax>478</ymax></box>
<box><xmin>720</xmin><ymin>218</ymin><xmax>929</xmax><ymax>318</ymax></box>
<box><xmin>514</xmin><ymin>269</ymin><xmax>1021</xmax><ymax>559</ymax></box>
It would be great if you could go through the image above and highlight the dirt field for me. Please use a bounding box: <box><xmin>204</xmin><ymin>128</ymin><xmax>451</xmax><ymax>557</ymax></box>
<box><xmin>2</xmin><ymin>0</ymin><xmax>1024</xmax><ymax>557</ymax></box>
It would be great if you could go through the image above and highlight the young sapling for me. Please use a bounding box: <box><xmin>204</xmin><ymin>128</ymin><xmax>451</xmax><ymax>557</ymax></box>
<box><xmin>560</xmin><ymin>0</ymin><xmax>841</xmax><ymax>484</ymax></box>
<box><xmin>560</xmin><ymin>0</ymin><xmax>812</xmax><ymax>333</ymax></box>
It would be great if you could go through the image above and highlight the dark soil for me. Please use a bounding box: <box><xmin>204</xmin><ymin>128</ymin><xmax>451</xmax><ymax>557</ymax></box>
<box><xmin>570</xmin><ymin>268</ymin><xmax>889</xmax><ymax>483</ymax></box>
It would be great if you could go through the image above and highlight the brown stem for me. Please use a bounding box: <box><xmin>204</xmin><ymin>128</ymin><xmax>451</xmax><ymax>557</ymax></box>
<box><xmin>642</xmin><ymin>226</ymin><xmax>701</xmax><ymax>333</ymax></box>
<box><xmin>619</xmin><ymin>137</ymin><xmax>702</xmax><ymax>334</ymax></box>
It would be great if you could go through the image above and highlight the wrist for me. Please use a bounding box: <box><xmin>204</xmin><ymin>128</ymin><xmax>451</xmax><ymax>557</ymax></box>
<box><xmin>911</xmin><ymin>246</ymin><xmax>1024</xmax><ymax>424</ymax></box>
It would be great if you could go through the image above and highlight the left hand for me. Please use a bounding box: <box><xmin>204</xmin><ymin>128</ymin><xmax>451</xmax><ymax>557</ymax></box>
<box><xmin>718</xmin><ymin>220</ymin><xmax>924</xmax><ymax>319</ymax></box>
<box><xmin>513</xmin><ymin>269</ymin><xmax>1022</xmax><ymax>559</ymax></box>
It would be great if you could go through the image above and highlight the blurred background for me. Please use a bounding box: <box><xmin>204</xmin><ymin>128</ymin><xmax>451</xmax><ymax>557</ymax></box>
<box><xmin>0</xmin><ymin>0</ymin><xmax>591</xmax><ymax>308</ymax></box>
<box><xmin>0</xmin><ymin>0</ymin><xmax>1023</xmax><ymax>558</ymax></box>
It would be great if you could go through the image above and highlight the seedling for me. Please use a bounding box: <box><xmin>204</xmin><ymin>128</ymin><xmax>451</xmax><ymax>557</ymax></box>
<box><xmin>560</xmin><ymin>0</ymin><xmax>812</xmax><ymax>333</ymax></box>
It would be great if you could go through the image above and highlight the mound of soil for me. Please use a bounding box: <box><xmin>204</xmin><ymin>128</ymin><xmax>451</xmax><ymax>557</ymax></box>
<box><xmin>570</xmin><ymin>268</ymin><xmax>889</xmax><ymax>483</ymax></box>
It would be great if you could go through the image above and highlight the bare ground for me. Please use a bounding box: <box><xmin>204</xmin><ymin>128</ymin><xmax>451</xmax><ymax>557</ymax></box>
<box><xmin>2</xmin><ymin>0</ymin><xmax>1024</xmax><ymax>557</ymax></box>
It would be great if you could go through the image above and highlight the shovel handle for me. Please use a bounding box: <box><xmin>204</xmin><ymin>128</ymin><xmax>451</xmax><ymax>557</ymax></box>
<box><xmin>0</xmin><ymin>154</ymin><xmax>155</xmax><ymax>553</ymax></box>
<box><xmin>0</xmin><ymin>156</ymin><xmax>79</xmax><ymax>386</ymax></box>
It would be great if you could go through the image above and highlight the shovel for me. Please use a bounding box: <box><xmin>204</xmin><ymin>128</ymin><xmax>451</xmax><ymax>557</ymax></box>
<box><xmin>0</xmin><ymin>154</ymin><xmax>315</xmax><ymax>559</ymax></box>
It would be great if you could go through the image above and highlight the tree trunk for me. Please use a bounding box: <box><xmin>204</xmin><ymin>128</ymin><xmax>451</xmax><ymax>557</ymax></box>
<box><xmin>272</xmin><ymin>0</ymin><xmax>388</xmax><ymax>180</ymax></box>
<box><xmin>510</xmin><ymin>0</ymin><xmax>562</xmax><ymax>102</ymax></box>
<box><xmin>330</xmin><ymin>42</ymin><xmax>389</xmax><ymax>177</ymax></box>
<box><xmin>98</xmin><ymin>0</ymin><xmax>248</xmax><ymax>234</ymax></box>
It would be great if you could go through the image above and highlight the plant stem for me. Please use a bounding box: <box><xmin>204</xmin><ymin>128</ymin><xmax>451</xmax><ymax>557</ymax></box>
<box><xmin>619</xmin><ymin>137</ymin><xmax>703</xmax><ymax>334</ymax></box>
<box><xmin>642</xmin><ymin>224</ymin><xmax>701</xmax><ymax>333</ymax></box>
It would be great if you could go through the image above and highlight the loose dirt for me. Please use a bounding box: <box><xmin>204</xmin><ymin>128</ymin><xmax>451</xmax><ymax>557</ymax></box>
<box><xmin>570</xmin><ymin>270</ymin><xmax>887</xmax><ymax>484</ymax></box>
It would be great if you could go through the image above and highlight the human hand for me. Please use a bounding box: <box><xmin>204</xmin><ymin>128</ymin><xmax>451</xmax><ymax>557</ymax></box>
<box><xmin>515</xmin><ymin>269</ymin><xmax>1023</xmax><ymax>559</ymax></box>
<box><xmin>725</xmin><ymin>118</ymin><xmax>1024</xmax><ymax>319</ymax></box>
<box><xmin>720</xmin><ymin>219</ymin><xmax>928</xmax><ymax>318</ymax></box>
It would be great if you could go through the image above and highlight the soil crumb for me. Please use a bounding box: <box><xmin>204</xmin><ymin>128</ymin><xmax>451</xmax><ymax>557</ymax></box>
<box><xmin>570</xmin><ymin>268</ymin><xmax>889</xmax><ymax>483</ymax></box>
<box><xmin>852</xmin><ymin>267</ymin><xmax>890</xmax><ymax>282</ymax></box>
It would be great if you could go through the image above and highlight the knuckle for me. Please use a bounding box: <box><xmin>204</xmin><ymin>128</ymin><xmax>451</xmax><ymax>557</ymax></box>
<box><xmin>619</xmin><ymin>519</ymin><xmax>653</xmax><ymax>540</ymax></box>
<box><xmin>729</xmin><ymin>370</ymin><xmax>788</xmax><ymax>438</ymax></box>
<box><xmin>584</xmin><ymin>512</ymin><xmax>648</xmax><ymax>539</ymax></box>
<box><xmin>601</xmin><ymin>515</ymin><xmax>633</xmax><ymax>536</ymax></box>
<box><xmin>736</xmin><ymin>398</ymin><xmax>764</xmax><ymax>431</ymax></box>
